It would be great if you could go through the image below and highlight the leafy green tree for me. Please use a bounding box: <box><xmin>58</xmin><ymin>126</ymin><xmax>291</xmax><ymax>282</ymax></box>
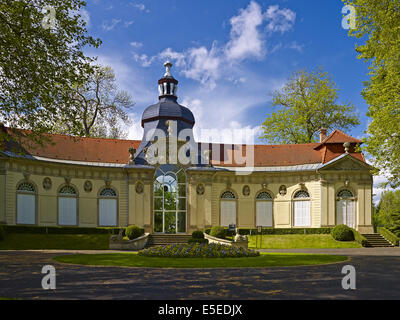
<box><xmin>52</xmin><ymin>65</ymin><xmax>134</xmax><ymax>139</ymax></box>
<box><xmin>0</xmin><ymin>0</ymin><xmax>101</xmax><ymax>144</ymax></box>
<box><xmin>377</xmin><ymin>190</ymin><xmax>400</xmax><ymax>236</ymax></box>
<box><xmin>344</xmin><ymin>0</ymin><xmax>400</xmax><ymax>187</ymax></box>
<box><xmin>261</xmin><ymin>68</ymin><xmax>359</xmax><ymax>144</ymax></box>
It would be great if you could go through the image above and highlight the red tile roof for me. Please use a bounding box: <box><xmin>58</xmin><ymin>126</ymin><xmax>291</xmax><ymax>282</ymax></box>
<box><xmin>1</xmin><ymin>127</ymin><xmax>366</xmax><ymax>167</ymax></box>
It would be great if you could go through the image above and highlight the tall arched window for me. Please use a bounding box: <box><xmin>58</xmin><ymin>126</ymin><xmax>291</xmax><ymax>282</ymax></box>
<box><xmin>99</xmin><ymin>188</ymin><xmax>118</xmax><ymax>226</ymax></box>
<box><xmin>336</xmin><ymin>189</ymin><xmax>355</xmax><ymax>228</ymax></box>
<box><xmin>220</xmin><ymin>191</ymin><xmax>237</xmax><ymax>227</ymax></box>
<box><xmin>16</xmin><ymin>182</ymin><xmax>36</xmax><ymax>225</ymax></box>
<box><xmin>256</xmin><ymin>191</ymin><xmax>273</xmax><ymax>227</ymax></box>
<box><xmin>58</xmin><ymin>185</ymin><xmax>78</xmax><ymax>226</ymax></box>
<box><xmin>154</xmin><ymin>165</ymin><xmax>186</xmax><ymax>234</ymax></box>
<box><xmin>293</xmin><ymin>190</ymin><xmax>311</xmax><ymax>227</ymax></box>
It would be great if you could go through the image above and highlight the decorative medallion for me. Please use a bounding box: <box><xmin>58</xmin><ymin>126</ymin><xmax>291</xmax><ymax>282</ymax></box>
<box><xmin>279</xmin><ymin>185</ymin><xmax>287</xmax><ymax>196</ymax></box>
<box><xmin>136</xmin><ymin>182</ymin><xmax>144</xmax><ymax>194</ymax></box>
<box><xmin>42</xmin><ymin>177</ymin><xmax>52</xmax><ymax>190</ymax></box>
<box><xmin>84</xmin><ymin>180</ymin><xmax>93</xmax><ymax>193</ymax></box>
<box><xmin>242</xmin><ymin>185</ymin><xmax>250</xmax><ymax>196</ymax></box>
<box><xmin>196</xmin><ymin>184</ymin><xmax>205</xmax><ymax>196</ymax></box>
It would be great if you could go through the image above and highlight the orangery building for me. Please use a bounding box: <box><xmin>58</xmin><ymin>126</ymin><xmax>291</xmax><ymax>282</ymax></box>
<box><xmin>0</xmin><ymin>62</ymin><xmax>374</xmax><ymax>235</ymax></box>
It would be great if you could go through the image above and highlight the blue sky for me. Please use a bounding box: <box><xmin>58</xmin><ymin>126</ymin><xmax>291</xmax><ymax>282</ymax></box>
<box><xmin>83</xmin><ymin>0</ymin><xmax>369</xmax><ymax>140</ymax></box>
<box><xmin>82</xmin><ymin>0</ymin><xmax>387</xmax><ymax>199</ymax></box>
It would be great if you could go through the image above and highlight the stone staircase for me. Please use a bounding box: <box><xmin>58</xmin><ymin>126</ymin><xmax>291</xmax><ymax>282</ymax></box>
<box><xmin>362</xmin><ymin>233</ymin><xmax>395</xmax><ymax>248</ymax></box>
<box><xmin>145</xmin><ymin>234</ymin><xmax>191</xmax><ymax>248</ymax></box>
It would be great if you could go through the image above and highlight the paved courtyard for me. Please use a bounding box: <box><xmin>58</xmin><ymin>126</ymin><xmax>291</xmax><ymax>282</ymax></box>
<box><xmin>0</xmin><ymin>249</ymin><xmax>399</xmax><ymax>300</ymax></box>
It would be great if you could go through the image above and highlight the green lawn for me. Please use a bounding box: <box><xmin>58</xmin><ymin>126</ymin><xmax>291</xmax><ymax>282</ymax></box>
<box><xmin>0</xmin><ymin>233</ymin><xmax>110</xmax><ymax>250</ymax></box>
<box><xmin>248</xmin><ymin>234</ymin><xmax>361</xmax><ymax>249</ymax></box>
<box><xmin>53</xmin><ymin>252</ymin><xmax>348</xmax><ymax>268</ymax></box>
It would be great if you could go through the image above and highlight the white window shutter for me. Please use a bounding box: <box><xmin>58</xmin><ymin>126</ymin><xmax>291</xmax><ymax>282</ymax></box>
<box><xmin>256</xmin><ymin>201</ymin><xmax>273</xmax><ymax>227</ymax></box>
<box><xmin>17</xmin><ymin>194</ymin><xmax>35</xmax><ymax>224</ymax></box>
<box><xmin>99</xmin><ymin>199</ymin><xmax>117</xmax><ymax>226</ymax></box>
<box><xmin>347</xmin><ymin>201</ymin><xmax>355</xmax><ymax>229</ymax></box>
<box><xmin>294</xmin><ymin>201</ymin><xmax>310</xmax><ymax>227</ymax></box>
<box><xmin>221</xmin><ymin>201</ymin><xmax>236</xmax><ymax>227</ymax></box>
<box><xmin>58</xmin><ymin>197</ymin><xmax>77</xmax><ymax>225</ymax></box>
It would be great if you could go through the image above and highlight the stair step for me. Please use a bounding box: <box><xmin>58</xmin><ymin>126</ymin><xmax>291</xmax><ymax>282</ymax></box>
<box><xmin>145</xmin><ymin>234</ymin><xmax>192</xmax><ymax>248</ymax></box>
<box><xmin>362</xmin><ymin>233</ymin><xmax>395</xmax><ymax>248</ymax></box>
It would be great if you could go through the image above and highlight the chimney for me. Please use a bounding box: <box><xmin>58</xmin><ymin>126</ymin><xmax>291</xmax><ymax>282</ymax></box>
<box><xmin>319</xmin><ymin>128</ymin><xmax>327</xmax><ymax>143</ymax></box>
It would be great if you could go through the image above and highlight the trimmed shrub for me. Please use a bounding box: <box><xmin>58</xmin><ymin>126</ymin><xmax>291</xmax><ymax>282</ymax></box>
<box><xmin>238</xmin><ymin>227</ymin><xmax>332</xmax><ymax>235</ymax></box>
<box><xmin>0</xmin><ymin>226</ymin><xmax>5</xmax><ymax>241</ymax></box>
<box><xmin>139</xmin><ymin>243</ymin><xmax>259</xmax><ymax>258</ymax></box>
<box><xmin>210</xmin><ymin>226</ymin><xmax>226</xmax><ymax>239</ymax></box>
<box><xmin>125</xmin><ymin>225</ymin><xmax>145</xmax><ymax>240</ymax></box>
<box><xmin>351</xmin><ymin>228</ymin><xmax>369</xmax><ymax>247</ymax></box>
<box><xmin>192</xmin><ymin>230</ymin><xmax>205</xmax><ymax>239</ymax></box>
<box><xmin>188</xmin><ymin>238</ymin><xmax>209</xmax><ymax>244</ymax></box>
<box><xmin>378</xmin><ymin>227</ymin><xmax>399</xmax><ymax>246</ymax></box>
<box><xmin>331</xmin><ymin>225</ymin><xmax>355</xmax><ymax>241</ymax></box>
<box><xmin>1</xmin><ymin>225</ymin><xmax>123</xmax><ymax>235</ymax></box>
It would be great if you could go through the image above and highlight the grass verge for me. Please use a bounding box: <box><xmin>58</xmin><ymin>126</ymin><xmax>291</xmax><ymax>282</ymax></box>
<box><xmin>248</xmin><ymin>234</ymin><xmax>361</xmax><ymax>249</ymax></box>
<box><xmin>0</xmin><ymin>234</ymin><xmax>110</xmax><ymax>250</ymax></box>
<box><xmin>53</xmin><ymin>252</ymin><xmax>348</xmax><ymax>268</ymax></box>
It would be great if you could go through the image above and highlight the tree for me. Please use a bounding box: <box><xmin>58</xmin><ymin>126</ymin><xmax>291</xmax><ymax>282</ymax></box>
<box><xmin>52</xmin><ymin>65</ymin><xmax>134</xmax><ymax>139</ymax></box>
<box><xmin>0</xmin><ymin>0</ymin><xmax>101</xmax><ymax>145</ymax></box>
<box><xmin>343</xmin><ymin>0</ymin><xmax>400</xmax><ymax>188</ymax></box>
<box><xmin>261</xmin><ymin>68</ymin><xmax>359</xmax><ymax>144</ymax></box>
<box><xmin>377</xmin><ymin>190</ymin><xmax>400</xmax><ymax>236</ymax></box>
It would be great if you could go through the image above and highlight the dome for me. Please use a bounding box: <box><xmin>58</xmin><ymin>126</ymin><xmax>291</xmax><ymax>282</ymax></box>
<box><xmin>141</xmin><ymin>97</ymin><xmax>195</xmax><ymax>127</ymax></box>
<box><xmin>140</xmin><ymin>61</ymin><xmax>195</xmax><ymax>127</ymax></box>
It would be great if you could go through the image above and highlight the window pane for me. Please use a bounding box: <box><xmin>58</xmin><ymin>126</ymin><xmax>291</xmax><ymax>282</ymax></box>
<box><xmin>178</xmin><ymin>184</ymin><xmax>186</xmax><ymax>197</ymax></box>
<box><xmin>164</xmin><ymin>212</ymin><xmax>176</xmax><ymax>234</ymax></box>
<box><xmin>177</xmin><ymin>212</ymin><xmax>186</xmax><ymax>233</ymax></box>
<box><xmin>178</xmin><ymin>198</ymin><xmax>186</xmax><ymax>210</ymax></box>
<box><xmin>154</xmin><ymin>211</ymin><xmax>163</xmax><ymax>233</ymax></box>
<box><xmin>163</xmin><ymin>192</ymin><xmax>177</xmax><ymax>210</ymax></box>
<box><xmin>154</xmin><ymin>197</ymin><xmax>163</xmax><ymax>211</ymax></box>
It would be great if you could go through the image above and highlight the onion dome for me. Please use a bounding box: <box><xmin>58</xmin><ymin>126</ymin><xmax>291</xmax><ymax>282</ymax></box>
<box><xmin>141</xmin><ymin>61</ymin><xmax>195</xmax><ymax>128</ymax></box>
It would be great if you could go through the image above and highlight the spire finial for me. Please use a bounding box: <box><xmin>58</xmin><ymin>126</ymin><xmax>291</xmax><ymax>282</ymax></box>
<box><xmin>164</xmin><ymin>61</ymin><xmax>173</xmax><ymax>77</ymax></box>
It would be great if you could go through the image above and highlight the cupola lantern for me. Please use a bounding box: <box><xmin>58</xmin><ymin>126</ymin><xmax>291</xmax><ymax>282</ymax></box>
<box><xmin>158</xmin><ymin>61</ymin><xmax>178</xmax><ymax>99</ymax></box>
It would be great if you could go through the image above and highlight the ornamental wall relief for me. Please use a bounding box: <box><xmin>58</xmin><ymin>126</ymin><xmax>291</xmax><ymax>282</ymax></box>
<box><xmin>84</xmin><ymin>180</ymin><xmax>92</xmax><ymax>193</ymax></box>
<box><xmin>42</xmin><ymin>177</ymin><xmax>52</xmax><ymax>190</ymax></box>
<box><xmin>196</xmin><ymin>184</ymin><xmax>205</xmax><ymax>196</ymax></box>
<box><xmin>136</xmin><ymin>182</ymin><xmax>144</xmax><ymax>194</ymax></box>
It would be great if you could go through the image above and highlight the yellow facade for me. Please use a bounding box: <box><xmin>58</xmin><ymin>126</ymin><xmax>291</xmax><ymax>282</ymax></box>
<box><xmin>0</xmin><ymin>153</ymin><xmax>374</xmax><ymax>234</ymax></box>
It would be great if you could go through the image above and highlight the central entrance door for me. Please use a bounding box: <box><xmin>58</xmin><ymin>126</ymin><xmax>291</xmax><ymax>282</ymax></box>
<box><xmin>154</xmin><ymin>165</ymin><xmax>186</xmax><ymax>234</ymax></box>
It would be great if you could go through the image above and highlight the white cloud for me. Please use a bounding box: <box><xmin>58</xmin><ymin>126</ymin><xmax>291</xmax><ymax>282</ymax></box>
<box><xmin>265</xmin><ymin>5</ymin><xmax>296</xmax><ymax>34</ymax></box>
<box><xmin>130</xmin><ymin>41</ymin><xmax>143</xmax><ymax>48</ymax></box>
<box><xmin>225</xmin><ymin>1</ymin><xmax>265</xmax><ymax>61</ymax></box>
<box><xmin>124</xmin><ymin>20</ymin><xmax>134</xmax><ymax>28</ymax></box>
<box><xmin>102</xmin><ymin>18</ymin><xmax>122</xmax><ymax>31</ymax></box>
<box><xmin>80</xmin><ymin>8</ymin><xmax>91</xmax><ymax>28</ymax></box>
<box><xmin>131</xmin><ymin>2</ymin><xmax>296</xmax><ymax>89</ymax></box>
<box><xmin>287</xmin><ymin>41</ymin><xmax>304</xmax><ymax>53</ymax></box>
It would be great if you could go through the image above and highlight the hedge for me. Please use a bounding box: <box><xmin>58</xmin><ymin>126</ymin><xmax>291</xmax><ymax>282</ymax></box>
<box><xmin>205</xmin><ymin>227</ymin><xmax>332</xmax><ymax>236</ymax></box>
<box><xmin>331</xmin><ymin>225</ymin><xmax>355</xmax><ymax>241</ymax></box>
<box><xmin>378</xmin><ymin>227</ymin><xmax>399</xmax><ymax>246</ymax></box>
<box><xmin>0</xmin><ymin>225</ymin><xmax>124</xmax><ymax>235</ymax></box>
<box><xmin>0</xmin><ymin>225</ymin><xmax>5</xmax><ymax>241</ymax></box>
<box><xmin>125</xmin><ymin>225</ymin><xmax>145</xmax><ymax>240</ymax></box>
<box><xmin>351</xmin><ymin>228</ymin><xmax>369</xmax><ymax>247</ymax></box>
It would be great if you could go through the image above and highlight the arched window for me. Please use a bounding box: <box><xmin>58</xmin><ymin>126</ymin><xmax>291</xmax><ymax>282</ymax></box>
<box><xmin>58</xmin><ymin>185</ymin><xmax>78</xmax><ymax>226</ymax></box>
<box><xmin>220</xmin><ymin>191</ymin><xmax>237</xmax><ymax>227</ymax></box>
<box><xmin>256</xmin><ymin>192</ymin><xmax>273</xmax><ymax>227</ymax></box>
<box><xmin>154</xmin><ymin>165</ymin><xmax>186</xmax><ymax>234</ymax></box>
<box><xmin>293</xmin><ymin>190</ymin><xmax>311</xmax><ymax>227</ymax></box>
<box><xmin>17</xmin><ymin>182</ymin><xmax>36</xmax><ymax>225</ymax></box>
<box><xmin>99</xmin><ymin>187</ymin><xmax>118</xmax><ymax>227</ymax></box>
<box><xmin>337</xmin><ymin>189</ymin><xmax>354</xmax><ymax>199</ymax></box>
<box><xmin>336</xmin><ymin>189</ymin><xmax>355</xmax><ymax>228</ymax></box>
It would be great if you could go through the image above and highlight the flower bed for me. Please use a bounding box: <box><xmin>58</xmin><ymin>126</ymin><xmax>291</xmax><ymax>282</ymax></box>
<box><xmin>138</xmin><ymin>243</ymin><xmax>260</xmax><ymax>258</ymax></box>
